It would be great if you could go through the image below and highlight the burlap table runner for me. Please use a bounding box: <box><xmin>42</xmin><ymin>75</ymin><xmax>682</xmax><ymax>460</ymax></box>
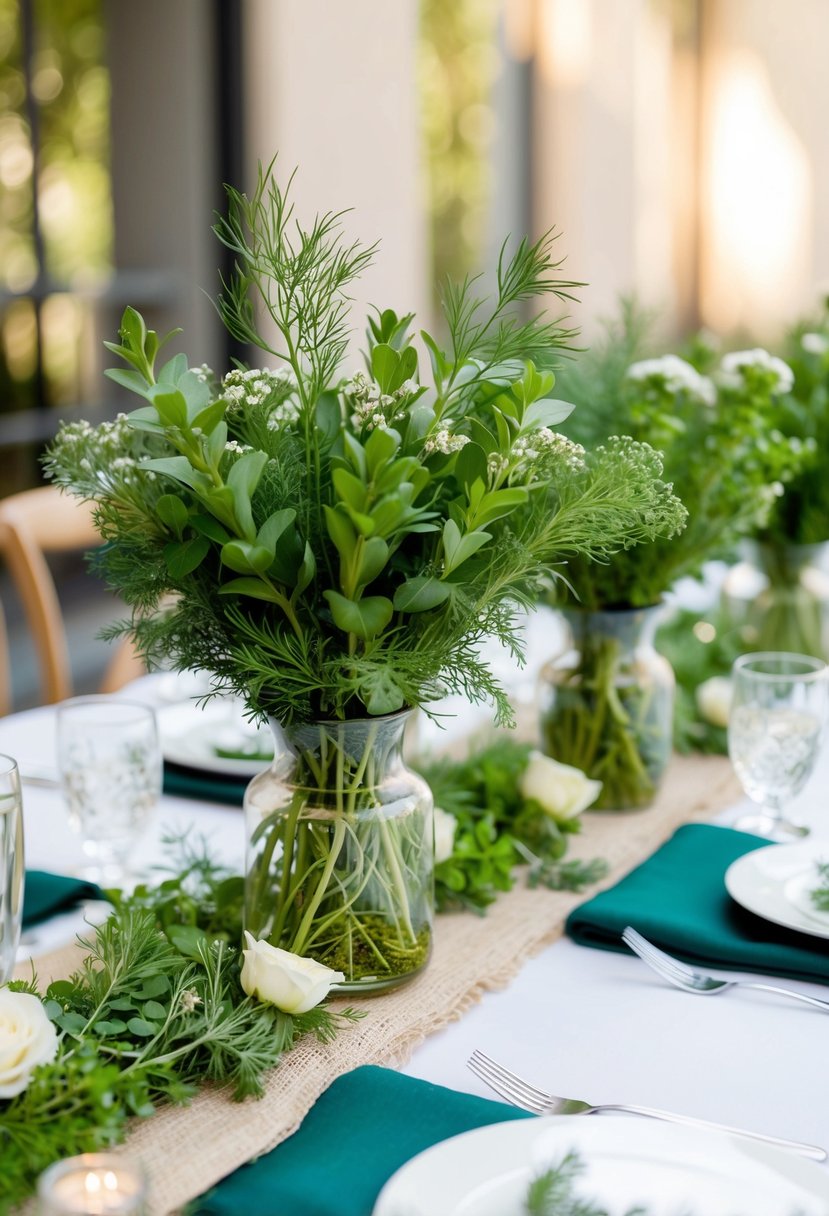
<box><xmin>16</xmin><ymin>753</ymin><xmax>740</xmax><ymax>1214</ymax></box>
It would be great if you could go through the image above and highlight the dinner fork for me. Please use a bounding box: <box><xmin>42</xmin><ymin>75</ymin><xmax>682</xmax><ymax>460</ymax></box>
<box><xmin>467</xmin><ymin>1051</ymin><xmax>826</xmax><ymax>1160</ymax></box>
<box><xmin>622</xmin><ymin>926</ymin><xmax>829</xmax><ymax>1012</ymax></box>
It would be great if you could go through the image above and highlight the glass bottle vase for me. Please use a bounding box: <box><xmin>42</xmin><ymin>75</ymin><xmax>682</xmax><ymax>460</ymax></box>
<box><xmin>244</xmin><ymin>711</ymin><xmax>433</xmax><ymax>993</ymax></box>
<box><xmin>538</xmin><ymin>607</ymin><xmax>674</xmax><ymax>811</ymax></box>
<box><xmin>721</xmin><ymin>541</ymin><xmax>829</xmax><ymax>662</ymax></box>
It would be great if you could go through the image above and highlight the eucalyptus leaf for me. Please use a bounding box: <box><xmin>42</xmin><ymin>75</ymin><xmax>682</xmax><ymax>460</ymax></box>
<box><xmin>393</xmin><ymin>576</ymin><xmax>451</xmax><ymax>612</ymax></box>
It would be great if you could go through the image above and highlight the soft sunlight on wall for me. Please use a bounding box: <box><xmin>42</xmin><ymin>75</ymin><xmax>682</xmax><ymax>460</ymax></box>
<box><xmin>701</xmin><ymin>49</ymin><xmax>812</xmax><ymax>337</ymax></box>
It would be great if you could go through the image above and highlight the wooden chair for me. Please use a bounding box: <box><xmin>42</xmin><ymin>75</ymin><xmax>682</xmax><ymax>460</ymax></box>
<box><xmin>0</xmin><ymin>486</ymin><xmax>144</xmax><ymax>715</ymax></box>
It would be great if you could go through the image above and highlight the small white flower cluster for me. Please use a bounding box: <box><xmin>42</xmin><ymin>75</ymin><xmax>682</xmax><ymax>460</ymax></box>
<box><xmin>222</xmin><ymin>367</ymin><xmax>299</xmax><ymax>432</ymax></box>
<box><xmin>346</xmin><ymin>370</ymin><xmax>418</xmax><ymax>431</ymax></box>
<box><xmin>191</xmin><ymin>362</ymin><xmax>217</xmax><ymax>386</ymax></box>
<box><xmin>626</xmin><ymin>354</ymin><xmax>716</xmax><ymax>406</ymax></box>
<box><xmin>423</xmin><ymin>428</ymin><xmax>471</xmax><ymax>455</ymax></box>
<box><xmin>224</xmin><ymin>438</ymin><xmax>253</xmax><ymax>454</ymax></box>
<box><xmin>801</xmin><ymin>332</ymin><xmax>829</xmax><ymax>356</ymax></box>
<box><xmin>529</xmin><ymin>428</ymin><xmax>586</xmax><ymax>471</ymax></box>
<box><xmin>718</xmin><ymin>348</ymin><xmax>794</xmax><ymax>394</ymax></box>
<box><xmin>54</xmin><ymin>415</ymin><xmax>159</xmax><ymax>488</ymax></box>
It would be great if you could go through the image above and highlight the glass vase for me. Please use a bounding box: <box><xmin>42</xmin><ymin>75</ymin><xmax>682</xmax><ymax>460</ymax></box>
<box><xmin>721</xmin><ymin>541</ymin><xmax>829</xmax><ymax>662</ymax></box>
<box><xmin>538</xmin><ymin>607</ymin><xmax>674</xmax><ymax>811</ymax></box>
<box><xmin>244</xmin><ymin>711</ymin><xmax>433</xmax><ymax>993</ymax></box>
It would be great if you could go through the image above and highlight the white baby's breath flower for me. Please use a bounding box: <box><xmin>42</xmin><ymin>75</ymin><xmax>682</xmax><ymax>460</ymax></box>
<box><xmin>801</xmin><ymin>332</ymin><xmax>829</xmax><ymax>356</ymax></box>
<box><xmin>179</xmin><ymin>988</ymin><xmax>202</xmax><ymax>1014</ymax></box>
<box><xmin>0</xmin><ymin>989</ymin><xmax>59</xmax><ymax>1098</ymax></box>
<box><xmin>432</xmin><ymin>806</ymin><xmax>457</xmax><ymax>865</ymax></box>
<box><xmin>240</xmin><ymin>933</ymin><xmax>344</xmax><ymax>1014</ymax></box>
<box><xmin>695</xmin><ymin>676</ymin><xmax>733</xmax><ymax>729</ymax></box>
<box><xmin>627</xmin><ymin>354</ymin><xmax>716</xmax><ymax>405</ymax></box>
<box><xmin>520</xmin><ymin>751</ymin><xmax>602</xmax><ymax>820</ymax></box>
<box><xmin>719</xmin><ymin>349</ymin><xmax>794</xmax><ymax>394</ymax></box>
<box><xmin>424</xmin><ymin>428</ymin><xmax>470</xmax><ymax>456</ymax></box>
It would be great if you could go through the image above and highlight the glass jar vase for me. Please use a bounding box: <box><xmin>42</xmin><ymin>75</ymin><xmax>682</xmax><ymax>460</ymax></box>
<box><xmin>538</xmin><ymin>607</ymin><xmax>674</xmax><ymax>811</ymax></box>
<box><xmin>244</xmin><ymin>711</ymin><xmax>433</xmax><ymax>993</ymax></box>
<box><xmin>721</xmin><ymin>541</ymin><xmax>829</xmax><ymax>662</ymax></box>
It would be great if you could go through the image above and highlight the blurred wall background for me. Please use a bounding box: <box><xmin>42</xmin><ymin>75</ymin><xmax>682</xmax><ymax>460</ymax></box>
<box><xmin>1</xmin><ymin>0</ymin><xmax>828</xmax><ymax>702</ymax></box>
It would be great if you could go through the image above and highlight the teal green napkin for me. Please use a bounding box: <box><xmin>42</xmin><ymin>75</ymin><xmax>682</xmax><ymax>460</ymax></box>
<box><xmin>163</xmin><ymin>762</ymin><xmax>247</xmax><ymax>807</ymax></box>
<box><xmin>23</xmin><ymin>871</ymin><xmax>103</xmax><ymax>928</ymax></box>
<box><xmin>191</xmin><ymin>1065</ymin><xmax>531</xmax><ymax>1216</ymax></box>
<box><xmin>567</xmin><ymin>823</ymin><xmax>829</xmax><ymax>983</ymax></box>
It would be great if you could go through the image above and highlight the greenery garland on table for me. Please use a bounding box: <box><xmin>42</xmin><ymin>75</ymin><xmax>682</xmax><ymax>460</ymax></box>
<box><xmin>0</xmin><ymin>740</ymin><xmax>607</xmax><ymax>1210</ymax></box>
<box><xmin>0</xmin><ymin>844</ymin><xmax>361</xmax><ymax>1213</ymax></box>
<box><xmin>425</xmin><ymin>737</ymin><xmax>607</xmax><ymax>913</ymax></box>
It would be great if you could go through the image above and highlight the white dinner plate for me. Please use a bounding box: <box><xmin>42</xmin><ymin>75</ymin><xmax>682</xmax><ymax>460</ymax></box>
<box><xmin>372</xmin><ymin>1115</ymin><xmax>829</xmax><ymax>1216</ymax></box>
<box><xmin>157</xmin><ymin>700</ymin><xmax>273</xmax><ymax>779</ymax></box>
<box><xmin>725</xmin><ymin>840</ymin><xmax>829</xmax><ymax>940</ymax></box>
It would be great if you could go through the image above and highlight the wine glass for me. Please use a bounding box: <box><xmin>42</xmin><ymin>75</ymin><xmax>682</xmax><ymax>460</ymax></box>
<box><xmin>0</xmin><ymin>754</ymin><xmax>24</xmax><ymax>983</ymax></box>
<box><xmin>57</xmin><ymin>698</ymin><xmax>162</xmax><ymax>884</ymax></box>
<box><xmin>728</xmin><ymin>652</ymin><xmax>828</xmax><ymax>839</ymax></box>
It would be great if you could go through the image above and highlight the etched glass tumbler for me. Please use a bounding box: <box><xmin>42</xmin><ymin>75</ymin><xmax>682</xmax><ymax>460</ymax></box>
<box><xmin>57</xmin><ymin>698</ymin><xmax>162</xmax><ymax>883</ymax></box>
<box><xmin>0</xmin><ymin>754</ymin><xmax>24</xmax><ymax>983</ymax></box>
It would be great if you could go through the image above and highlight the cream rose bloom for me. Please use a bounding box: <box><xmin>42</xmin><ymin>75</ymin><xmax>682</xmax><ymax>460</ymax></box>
<box><xmin>696</xmin><ymin>676</ymin><xmax>733</xmax><ymax>728</ymax></box>
<box><xmin>519</xmin><ymin>751</ymin><xmax>602</xmax><ymax>819</ymax></box>
<box><xmin>0</xmin><ymin>988</ymin><xmax>59</xmax><ymax>1098</ymax></box>
<box><xmin>432</xmin><ymin>806</ymin><xmax>457</xmax><ymax>865</ymax></box>
<box><xmin>240</xmin><ymin>933</ymin><xmax>344</xmax><ymax>1014</ymax></box>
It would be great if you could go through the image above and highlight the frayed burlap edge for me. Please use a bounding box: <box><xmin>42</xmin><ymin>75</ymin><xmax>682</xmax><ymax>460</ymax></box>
<box><xmin>15</xmin><ymin>754</ymin><xmax>739</xmax><ymax>1214</ymax></box>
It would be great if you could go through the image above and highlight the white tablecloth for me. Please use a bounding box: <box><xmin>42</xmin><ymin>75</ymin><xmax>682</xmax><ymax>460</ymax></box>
<box><xmin>3</xmin><ymin>686</ymin><xmax>828</xmax><ymax>1169</ymax></box>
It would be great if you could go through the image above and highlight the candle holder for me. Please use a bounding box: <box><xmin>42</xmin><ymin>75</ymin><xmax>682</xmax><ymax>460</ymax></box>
<box><xmin>38</xmin><ymin>1155</ymin><xmax>146</xmax><ymax>1216</ymax></box>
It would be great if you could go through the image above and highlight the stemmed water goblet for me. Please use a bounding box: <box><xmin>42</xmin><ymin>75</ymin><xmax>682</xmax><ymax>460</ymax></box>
<box><xmin>57</xmin><ymin>697</ymin><xmax>162</xmax><ymax>885</ymax></box>
<box><xmin>728</xmin><ymin>652</ymin><xmax>828</xmax><ymax>840</ymax></box>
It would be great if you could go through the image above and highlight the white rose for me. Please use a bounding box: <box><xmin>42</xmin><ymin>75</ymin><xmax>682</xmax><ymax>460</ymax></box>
<box><xmin>432</xmin><ymin>806</ymin><xmax>457</xmax><ymax>865</ymax></box>
<box><xmin>0</xmin><ymin>989</ymin><xmax>59</xmax><ymax>1098</ymax></box>
<box><xmin>696</xmin><ymin>676</ymin><xmax>733</xmax><ymax>728</ymax></box>
<box><xmin>520</xmin><ymin>751</ymin><xmax>602</xmax><ymax>819</ymax></box>
<box><xmin>240</xmin><ymin>933</ymin><xmax>344</xmax><ymax>1014</ymax></box>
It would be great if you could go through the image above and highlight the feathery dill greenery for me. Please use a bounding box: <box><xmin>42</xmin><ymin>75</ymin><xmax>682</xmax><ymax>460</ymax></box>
<box><xmin>524</xmin><ymin>1150</ymin><xmax>650</xmax><ymax>1216</ymax></box>
<box><xmin>46</xmin><ymin>162</ymin><xmax>679</xmax><ymax>730</ymax></box>
<box><xmin>420</xmin><ymin>737</ymin><xmax>606</xmax><ymax>913</ymax></box>
<box><xmin>0</xmin><ymin>840</ymin><xmax>361</xmax><ymax>1212</ymax></box>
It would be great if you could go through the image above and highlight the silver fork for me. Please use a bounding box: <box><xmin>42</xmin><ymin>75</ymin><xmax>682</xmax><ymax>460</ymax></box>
<box><xmin>467</xmin><ymin>1050</ymin><xmax>826</xmax><ymax>1161</ymax></box>
<box><xmin>622</xmin><ymin>926</ymin><xmax>829</xmax><ymax>1012</ymax></box>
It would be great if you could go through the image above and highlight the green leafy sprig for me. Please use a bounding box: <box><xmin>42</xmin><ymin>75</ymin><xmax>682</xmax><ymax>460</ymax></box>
<box><xmin>811</xmin><ymin>862</ymin><xmax>829</xmax><ymax>913</ymax></box>
<box><xmin>421</xmin><ymin>738</ymin><xmax>607</xmax><ymax>913</ymax></box>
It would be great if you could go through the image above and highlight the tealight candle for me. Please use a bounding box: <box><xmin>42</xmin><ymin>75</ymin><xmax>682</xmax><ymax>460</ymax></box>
<box><xmin>37</xmin><ymin>1155</ymin><xmax>146</xmax><ymax>1216</ymax></box>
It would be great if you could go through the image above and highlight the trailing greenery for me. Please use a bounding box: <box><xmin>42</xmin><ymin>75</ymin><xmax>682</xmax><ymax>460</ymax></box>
<box><xmin>0</xmin><ymin>844</ymin><xmax>361</xmax><ymax>1212</ymax></box>
<box><xmin>422</xmin><ymin>738</ymin><xmax>607</xmax><ymax>913</ymax></box>
<box><xmin>46</xmin><ymin>163</ymin><xmax>681</xmax><ymax>731</ymax></box>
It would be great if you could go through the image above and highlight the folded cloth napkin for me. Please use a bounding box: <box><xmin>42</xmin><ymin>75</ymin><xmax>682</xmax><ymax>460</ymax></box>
<box><xmin>567</xmin><ymin>823</ymin><xmax>829</xmax><ymax>984</ymax></box>
<box><xmin>163</xmin><ymin>762</ymin><xmax>247</xmax><ymax>807</ymax></box>
<box><xmin>191</xmin><ymin>1065</ymin><xmax>531</xmax><ymax>1216</ymax></box>
<box><xmin>23</xmin><ymin>870</ymin><xmax>103</xmax><ymax>928</ymax></box>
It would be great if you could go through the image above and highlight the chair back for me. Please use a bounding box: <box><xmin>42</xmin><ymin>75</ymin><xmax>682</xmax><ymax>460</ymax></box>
<box><xmin>0</xmin><ymin>486</ymin><xmax>143</xmax><ymax>714</ymax></box>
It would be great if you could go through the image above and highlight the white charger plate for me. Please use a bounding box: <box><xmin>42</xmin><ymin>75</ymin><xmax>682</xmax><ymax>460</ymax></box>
<box><xmin>372</xmin><ymin>1115</ymin><xmax>829</xmax><ymax>1216</ymax></box>
<box><xmin>157</xmin><ymin>700</ymin><xmax>273</xmax><ymax>779</ymax></box>
<box><xmin>725</xmin><ymin>840</ymin><xmax>829</xmax><ymax>940</ymax></box>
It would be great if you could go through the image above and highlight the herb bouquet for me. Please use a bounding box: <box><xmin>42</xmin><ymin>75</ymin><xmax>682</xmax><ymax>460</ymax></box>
<box><xmin>541</xmin><ymin>307</ymin><xmax>806</xmax><ymax>809</ymax></box>
<box><xmin>720</xmin><ymin>303</ymin><xmax>829</xmax><ymax>660</ymax></box>
<box><xmin>48</xmin><ymin>165</ymin><xmax>680</xmax><ymax>992</ymax></box>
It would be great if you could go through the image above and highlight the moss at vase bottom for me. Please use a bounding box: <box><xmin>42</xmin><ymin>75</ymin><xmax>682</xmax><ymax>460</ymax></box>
<box><xmin>306</xmin><ymin>915</ymin><xmax>432</xmax><ymax>984</ymax></box>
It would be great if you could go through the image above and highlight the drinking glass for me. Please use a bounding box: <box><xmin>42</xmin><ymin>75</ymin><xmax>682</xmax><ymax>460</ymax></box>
<box><xmin>728</xmin><ymin>652</ymin><xmax>828</xmax><ymax>839</ymax></box>
<box><xmin>0</xmin><ymin>754</ymin><xmax>24</xmax><ymax>983</ymax></box>
<box><xmin>57</xmin><ymin>698</ymin><xmax>162</xmax><ymax>884</ymax></box>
